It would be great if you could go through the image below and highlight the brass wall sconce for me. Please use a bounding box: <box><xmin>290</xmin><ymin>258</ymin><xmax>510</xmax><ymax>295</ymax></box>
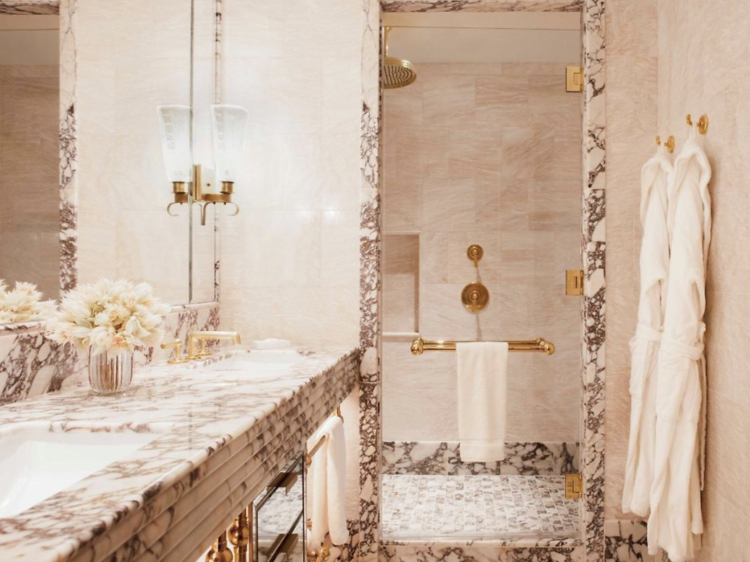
<box><xmin>158</xmin><ymin>104</ymin><xmax>248</xmax><ymax>226</ymax></box>
<box><xmin>165</xmin><ymin>165</ymin><xmax>240</xmax><ymax>225</ymax></box>
<box><xmin>461</xmin><ymin>244</ymin><xmax>490</xmax><ymax>313</ymax></box>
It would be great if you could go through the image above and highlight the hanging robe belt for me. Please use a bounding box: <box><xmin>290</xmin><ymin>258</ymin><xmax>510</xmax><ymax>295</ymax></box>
<box><xmin>660</xmin><ymin>338</ymin><xmax>704</xmax><ymax>361</ymax></box>
<box><xmin>660</xmin><ymin>332</ymin><xmax>707</xmax><ymax>490</ymax></box>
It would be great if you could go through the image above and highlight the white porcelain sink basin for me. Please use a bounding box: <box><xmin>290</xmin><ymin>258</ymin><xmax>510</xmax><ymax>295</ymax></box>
<box><xmin>0</xmin><ymin>426</ymin><xmax>158</xmax><ymax>518</ymax></box>
<box><xmin>205</xmin><ymin>350</ymin><xmax>305</xmax><ymax>376</ymax></box>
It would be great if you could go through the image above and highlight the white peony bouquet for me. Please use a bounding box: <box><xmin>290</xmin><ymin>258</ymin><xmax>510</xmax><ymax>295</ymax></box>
<box><xmin>0</xmin><ymin>280</ymin><xmax>56</xmax><ymax>324</ymax></box>
<box><xmin>47</xmin><ymin>278</ymin><xmax>170</xmax><ymax>356</ymax></box>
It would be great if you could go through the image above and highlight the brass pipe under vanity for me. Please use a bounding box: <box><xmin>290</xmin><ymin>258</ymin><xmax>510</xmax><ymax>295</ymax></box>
<box><xmin>228</xmin><ymin>507</ymin><xmax>251</xmax><ymax>562</ymax></box>
<box><xmin>410</xmin><ymin>337</ymin><xmax>556</xmax><ymax>356</ymax></box>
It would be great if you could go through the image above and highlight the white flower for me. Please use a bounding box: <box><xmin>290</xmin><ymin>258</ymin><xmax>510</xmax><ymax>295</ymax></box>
<box><xmin>0</xmin><ymin>280</ymin><xmax>56</xmax><ymax>323</ymax></box>
<box><xmin>46</xmin><ymin>278</ymin><xmax>170</xmax><ymax>355</ymax></box>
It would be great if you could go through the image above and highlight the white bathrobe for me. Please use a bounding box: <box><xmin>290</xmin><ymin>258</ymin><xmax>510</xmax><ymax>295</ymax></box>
<box><xmin>622</xmin><ymin>145</ymin><xmax>672</xmax><ymax>517</ymax></box>
<box><xmin>648</xmin><ymin>127</ymin><xmax>711</xmax><ymax>562</ymax></box>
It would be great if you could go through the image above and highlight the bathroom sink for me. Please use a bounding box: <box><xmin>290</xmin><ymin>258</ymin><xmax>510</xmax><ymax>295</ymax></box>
<box><xmin>0</xmin><ymin>425</ymin><xmax>159</xmax><ymax>518</ymax></box>
<box><xmin>204</xmin><ymin>350</ymin><xmax>305</xmax><ymax>376</ymax></box>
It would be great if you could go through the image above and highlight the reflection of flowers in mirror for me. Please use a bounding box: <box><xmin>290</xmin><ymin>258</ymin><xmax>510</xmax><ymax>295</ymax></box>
<box><xmin>0</xmin><ymin>280</ymin><xmax>56</xmax><ymax>324</ymax></box>
<box><xmin>46</xmin><ymin>278</ymin><xmax>170</xmax><ymax>356</ymax></box>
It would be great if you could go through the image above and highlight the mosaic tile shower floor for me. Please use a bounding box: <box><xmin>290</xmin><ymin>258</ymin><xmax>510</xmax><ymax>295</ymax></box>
<box><xmin>382</xmin><ymin>474</ymin><xmax>580</xmax><ymax>541</ymax></box>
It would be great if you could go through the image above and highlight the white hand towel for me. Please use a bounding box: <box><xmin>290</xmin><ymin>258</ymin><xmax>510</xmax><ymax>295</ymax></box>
<box><xmin>251</xmin><ymin>338</ymin><xmax>292</xmax><ymax>350</ymax></box>
<box><xmin>308</xmin><ymin>416</ymin><xmax>347</xmax><ymax>547</ymax></box>
<box><xmin>457</xmin><ymin>342</ymin><xmax>508</xmax><ymax>462</ymax></box>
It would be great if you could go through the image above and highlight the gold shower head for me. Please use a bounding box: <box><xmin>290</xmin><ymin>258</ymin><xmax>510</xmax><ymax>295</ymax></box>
<box><xmin>383</xmin><ymin>27</ymin><xmax>417</xmax><ymax>89</ymax></box>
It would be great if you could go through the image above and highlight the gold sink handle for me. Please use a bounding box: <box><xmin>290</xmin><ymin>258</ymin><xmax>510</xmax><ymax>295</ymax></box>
<box><xmin>160</xmin><ymin>340</ymin><xmax>188</xmax><ymax>364</ymax></box>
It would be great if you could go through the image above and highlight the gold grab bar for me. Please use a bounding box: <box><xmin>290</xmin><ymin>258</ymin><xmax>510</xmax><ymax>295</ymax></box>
<box><xmin>305</xmin><ymin>408</ymin><xmax>343</xmax><ymax>466</ymax></box>
<box><xmin>410</xmin><ymin>337</ymin><xmax>555</xmax><ymax>356</ymax></box>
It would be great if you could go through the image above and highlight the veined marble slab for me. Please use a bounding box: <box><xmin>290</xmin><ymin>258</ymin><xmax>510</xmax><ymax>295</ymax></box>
<box><xmin>383</xmin><ymin>441</ymin><xmax>579</xmax><ymax>476</ymax></box>
<box><xmin>0</xmin><ymin>346</ymin><xmax>359</xmax><ymax>562</ymax></box>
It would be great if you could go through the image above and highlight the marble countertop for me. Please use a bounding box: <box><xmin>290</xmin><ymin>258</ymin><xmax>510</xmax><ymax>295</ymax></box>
<box><xmin>0</xmin><ymin>346</ymin><xmax>359</xmax><ymax>562</ymax></box>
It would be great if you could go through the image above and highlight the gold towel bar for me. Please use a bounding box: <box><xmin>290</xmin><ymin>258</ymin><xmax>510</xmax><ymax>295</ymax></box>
<box><xmin>305</xmin><ymin>408</ymin><xmax>343</xmax><ymax>466</ymax></box>
<box><xmin>410</xmin><ymin>337</ymin><xmax>556</xmax><ymax>356</ymax></box>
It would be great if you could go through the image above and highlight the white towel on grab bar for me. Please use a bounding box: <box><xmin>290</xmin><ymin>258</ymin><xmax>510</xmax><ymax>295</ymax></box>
<box><xmin>308</xmin><ymin>416</ymin><xmax>348</xmax><ymax>547</ymax></box>
<box><xmin>457</xmin><ymin>342</ymin><xmax>508</xmax><ymax>462</ymax></box>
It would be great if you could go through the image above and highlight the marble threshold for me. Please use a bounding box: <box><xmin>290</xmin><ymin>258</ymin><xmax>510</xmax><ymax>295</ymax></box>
<box><xmin>0</xmin><ymin>346</ymin><xmax>359</xmax><ymax>562</ymax></box>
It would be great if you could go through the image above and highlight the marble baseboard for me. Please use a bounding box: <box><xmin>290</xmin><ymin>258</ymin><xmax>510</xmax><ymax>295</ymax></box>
<box><xmin>383</xmin><ymin>441</ymin><xmax>579</xmax><ymax>476</ymax></box>
<box><xmin>0</xmin><ymin>302</ymin><xmax>219</xmax><ymax>406</ymax></box>
<box><xmin>327</xmin><ymin>520</ymin><xmax>362</xmax><ymax>562</ymax></box>
<box><xmin>604</xmin><ymin>521</ymin><xmax>655</xmax><ymax>562</ymax></box>
<box><xmin>380</xmin><ymin>544</ymin><xmax>583</xmax><ymax>562</ymax></box>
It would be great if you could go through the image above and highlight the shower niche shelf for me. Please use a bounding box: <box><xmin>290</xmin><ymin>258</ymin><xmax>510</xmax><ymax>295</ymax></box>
<box><xmin>383</xmin><ymin>232</ymin><xmax>420</xmax><ymax>335</ymax></box>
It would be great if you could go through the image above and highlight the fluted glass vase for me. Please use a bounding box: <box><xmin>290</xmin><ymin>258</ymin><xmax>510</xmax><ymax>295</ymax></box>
<box><xmin>88</xmin><ymin>348</ymin><xmax>134</xmax><ymax>395</ymax></box>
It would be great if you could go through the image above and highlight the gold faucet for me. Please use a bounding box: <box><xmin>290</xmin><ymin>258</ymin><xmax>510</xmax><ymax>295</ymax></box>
<box><xmin>187</xmin><ymin>331</ymin><xmax>242</xmax><ymax>360</ymax></box>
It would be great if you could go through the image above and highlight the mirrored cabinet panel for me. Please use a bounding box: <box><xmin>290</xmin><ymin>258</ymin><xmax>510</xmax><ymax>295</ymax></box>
<box><xmin>254</xmin><ymin>456</ymin><xmax>305</xmax><ymax>562</ymax></box>
<box><xmin>0</xmin><ymin>13</ymin><xmax>60</xmax><ymax>318</ymax></box>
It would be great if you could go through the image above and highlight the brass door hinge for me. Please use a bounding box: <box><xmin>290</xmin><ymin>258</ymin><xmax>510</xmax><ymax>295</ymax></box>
<box><xmin>566</xmin><ymin>66</ymin><xmax>583</xmax><ymax>93</ymax></box>
<box><xmin>566</xmin><ymin>269</ymin><xmax>584</xmax><ymax>296</ymax></box>
<box><xmin>565</xmin><ymin>473</ymin><xmax>583</xmax><ymax>500</ymax></box>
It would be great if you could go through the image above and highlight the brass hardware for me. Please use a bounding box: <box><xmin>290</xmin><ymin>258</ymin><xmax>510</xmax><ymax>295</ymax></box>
<box><xmin>461</xmin><ymin>282</ymin><xmax>490</xmax><ymax>312</ymax></box>
<box><xmin>228</xmin><ymin>508</ymin><xmax>251</xmax><ymax>562</ymax></box>
<box><xmin>383</xmin><ymin>27</ymin><xmax>417</xmax><ymax>89</ymax></box>
<box><xmin>410</xmin><ymin>336</ymin><xmax>556</xmax><ymax>356</ymax></box>
<box><xmin>566</xmin><ymin>66</ymin><xmax>583</xmax><ymax>93</ymax></box>
<box><xmin>306</xmin><ymin>409</ymin><xmax>344</xmax><ymax>467</ymax></box>
<box><xmin>205</xmin><ymin>531</ymin><xmax>234</xmax><ymax>562</ymax></box>
<box><xmin>166</xmin><ymin>182</ymin><xmax>189</xmax><ymax>216</ymax></box>
<box><xmin>698</xmin><ymin>115</ymin><xmax>709</xmax><ymax>135</ymax></box>
<box><xmin>467</xmin><ymin>244</ymin><xmax>483</xmax><ymax>267</ymax></box>
<box><xmin>309</xmin><ymin>536</ymin><xmax>332</xmax><ymax>562</ymax></box>
<box><xmin>160</xmin><ymin>340</ymin><xmax>188</xmax><ymax>364</ymax></box>
<box><xmin>187</xmin><ymin>331</ymin><xmax>242</xmax><ymax>360</ymax></box>
<box><xmin>462</xmin><ymin>244</ymin><xmax>489</xmax><ymax>312</ymax></box>
<box><xmin>565</xmin><ymin>269</ymin><xmax>584</xmax><ymax>296</ymax></box>
<box><xmin>168</xmin><ymin>164</ymin><xmax>240</xmax><ymax>225</ymax></box>
<box><xmin>248</xmin><ymin>507</ymin><xmax>254</xmax><ymax>562</ymax></box>
<box><xmin>267</xmin><ymin>470</ymin><xmax>298</xmax><ymax>494</ymax></box>
<box><xmin>686</xmin><ymin>114</ymin><xmax>709</xmax><ymax>135</ymax></box>
<box><xmin>306</xmin><ymin>435</ymin><xmax>327</xmax><ymax>467</ymax></box>
<box><xmin>656</xmin><ymin>135</ymin><xmax>675</xmax><ymax>154</ymax></box>
<box><xmin>565</xmin><ymin>473</ymin><xmax>583</xmax><ymax>500</ymax></box>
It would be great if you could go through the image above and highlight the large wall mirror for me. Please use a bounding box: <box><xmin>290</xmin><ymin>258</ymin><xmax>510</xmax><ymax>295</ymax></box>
<box><xmin>0</xmin><ymin>0</ymin><xmax>231</xmax><ymax>327</ymax></box>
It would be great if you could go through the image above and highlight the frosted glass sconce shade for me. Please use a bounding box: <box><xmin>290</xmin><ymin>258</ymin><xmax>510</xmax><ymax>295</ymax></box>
<box><xmin>157</xmin><ymin>105</ymin><xmax>192</xmax><ymax>183</ymax></box>
<box><xmin>210</xmin><ymin>105</ymin><xmax>249</xmax><ymax>185</ymax></box>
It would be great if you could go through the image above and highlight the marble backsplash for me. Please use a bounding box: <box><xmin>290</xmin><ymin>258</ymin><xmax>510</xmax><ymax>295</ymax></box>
<box><xmin>383</xmin><ymin>441</ymin><xmax>579</xmax><ymax>476</ymax></box>
<box><xmin>0</xmin><ymin>302</ymin><xmax>219</xmax><ymax>406</ymax></box>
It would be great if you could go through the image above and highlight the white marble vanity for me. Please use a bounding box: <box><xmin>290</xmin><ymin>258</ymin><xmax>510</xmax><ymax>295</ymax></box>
<box><xmin>0</xmin><ymin>347</ymin><xmax>359</xmax><ymax>562</ymax></box>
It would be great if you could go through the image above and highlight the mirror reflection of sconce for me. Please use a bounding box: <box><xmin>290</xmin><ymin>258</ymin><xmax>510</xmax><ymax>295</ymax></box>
<box><xmin>157</xmin><ymin>104</ymin><xmax>248</xmax><ymax>225</ymax></box>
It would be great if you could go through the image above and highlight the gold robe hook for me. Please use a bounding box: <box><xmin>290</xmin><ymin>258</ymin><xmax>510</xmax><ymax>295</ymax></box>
<box><xmin>686</xmin><ymin>114</ymin><xmax>709</xmax><ymax>134</ymax></box>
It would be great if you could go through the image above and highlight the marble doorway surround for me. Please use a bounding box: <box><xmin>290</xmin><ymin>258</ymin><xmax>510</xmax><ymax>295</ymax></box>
<box><xmin>359</xmin><ymin>1</ymin><xmax>606</xmax><ymax>561</ymax></box>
